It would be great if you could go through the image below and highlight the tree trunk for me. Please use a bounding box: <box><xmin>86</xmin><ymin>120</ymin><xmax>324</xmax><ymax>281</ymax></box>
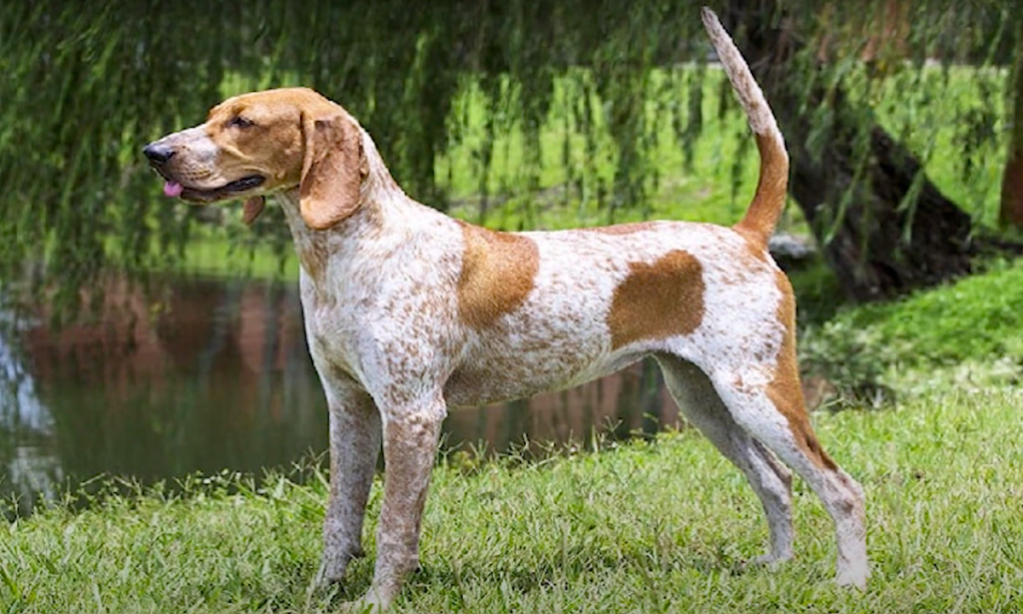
<box><xmin>1000</xmin><ymin>33</ymin><xmax>1023</xmax><ymax>229</ymax></box>
<box><xmin>724</xmin><ymin>2</ymin><xmax>974</xmax><ymax>301</ymax></box>
<box><xmin>1001</xmin><ymin>156</ymin><xmax>1023</xmax><ymax>229</ymax></box>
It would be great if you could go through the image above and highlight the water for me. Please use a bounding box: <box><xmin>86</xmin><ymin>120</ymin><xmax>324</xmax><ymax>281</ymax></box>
<box><xmin>0</xmin><ymin>274</ymin><xmax>678</xmax><ymax>516</ymax></box>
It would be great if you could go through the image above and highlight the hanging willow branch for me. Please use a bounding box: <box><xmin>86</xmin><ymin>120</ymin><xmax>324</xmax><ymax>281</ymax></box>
<box><xmin>0</xmin><ymin>0</ymin><xmax>1016</xmax><ymax>313</ymax></box>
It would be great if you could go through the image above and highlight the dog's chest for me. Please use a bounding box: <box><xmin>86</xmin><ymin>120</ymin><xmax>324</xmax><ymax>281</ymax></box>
<box><xmin>298</xmin><ymin>246</ymin><xmax>463</xmax><ymax>391</ymax></box>
<box><xmin>300</xmin><ymin>285</ymin><xmax>365</xmax><ymax>386</ymax></box>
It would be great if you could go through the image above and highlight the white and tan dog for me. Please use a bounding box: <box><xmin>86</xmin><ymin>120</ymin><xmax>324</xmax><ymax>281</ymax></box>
<box><xmin>145</xmin><ymin>8</ymin><xmax>867</xmax><ymax>610</ymax></box>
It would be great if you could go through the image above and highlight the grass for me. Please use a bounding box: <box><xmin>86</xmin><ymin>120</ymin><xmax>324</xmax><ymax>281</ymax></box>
<box><xmin>798</xmin><ymin>258</ymin><xmax>1023</xmax><ymax>402</ymax></box>
<box><xmin>13</xmin><ymin>62</ymin><xmax>1018</xmax><ymax>613</ymax></box>
<box><xmin>835</xmin><ymin>258</ymin><xmax>1023</xmax><ymax>368</ymax></box>
<box><xmin>3</xmin><ymin>387</ymin><xmax>1023</xmax><ymax>613</ymax></box>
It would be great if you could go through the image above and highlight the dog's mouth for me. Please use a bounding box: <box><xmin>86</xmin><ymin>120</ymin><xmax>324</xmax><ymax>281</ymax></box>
<box><xmin>150</xmin><ymin>163</ymin><xmax>269</xmax><ymax>224</ymax></box>
<box><xmin>161</xmin><ymin>175</ymin><xmax>266</xmax><ymax>203</ymax></box>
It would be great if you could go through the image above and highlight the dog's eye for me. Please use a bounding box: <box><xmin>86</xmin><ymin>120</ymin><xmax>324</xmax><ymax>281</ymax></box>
<box><xmin>228</xmin><ymin>115</ymin><xmax>254</xmax><ymax>129</ymax></box>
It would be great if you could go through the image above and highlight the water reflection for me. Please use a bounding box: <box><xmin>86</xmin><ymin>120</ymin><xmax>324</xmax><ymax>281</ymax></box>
<box><xmin>0</xmin><ymin>307</ymin><xmax>62</xmax><ymax>515</ymax></box>
<box><xmin>0</xmin><ymin>274</ymin><xmax>678</xmax><ymax>515</ymax></box>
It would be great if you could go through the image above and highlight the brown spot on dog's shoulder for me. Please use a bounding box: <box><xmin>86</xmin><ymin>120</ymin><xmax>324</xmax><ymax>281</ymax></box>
<box><xmin>456</xmin><ymin>221</ymin><xmax>539</xmax><ymax>329</ymax></box>
<box><xmin>607</xmin><ymin>250</ymin><xmax>705</xmax><ymax>350</ymax></box>
<box><xmin>766</xmin><ymin>270</ymin><xmax>838</xmax><ymax>470</ymax></box>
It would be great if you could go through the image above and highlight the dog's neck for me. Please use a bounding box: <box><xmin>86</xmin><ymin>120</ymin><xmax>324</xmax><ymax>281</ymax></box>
<box><xmin>276</xmin><ymin>129</ymin><xmax>438</xmax><ymax>284</ymax></box>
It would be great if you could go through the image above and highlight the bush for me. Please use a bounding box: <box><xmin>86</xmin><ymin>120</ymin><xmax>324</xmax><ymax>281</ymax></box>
<box><xmin>841</xmin><ymin>258</ymin><xmax>1023</xmax><ymax>366</ymax></box>
<box><xmin>797</xmin><ymin>258</ymin><xmax>1023</xmax><ymax>406</ymax></box>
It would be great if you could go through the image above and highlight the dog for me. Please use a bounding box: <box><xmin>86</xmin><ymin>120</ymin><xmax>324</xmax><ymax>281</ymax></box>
<box><xmin>144</xmin><ymin>8</ymin><xmax>868</xmax><ymax>610</ymax></box>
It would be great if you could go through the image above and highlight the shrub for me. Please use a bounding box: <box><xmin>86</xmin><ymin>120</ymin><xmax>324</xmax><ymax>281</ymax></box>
<box><xmin>797</xmin><ymin>258</ymin><xmax>1023</xmax><ymax>406</ymax></box>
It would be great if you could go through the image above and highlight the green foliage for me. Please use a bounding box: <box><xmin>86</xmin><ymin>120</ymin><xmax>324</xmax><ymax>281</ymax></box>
<box><xmin>798</xmin><ymin>321</ymin><xmax>899</xmax><ymax>407</ymax></box>
<box><xmin>0</xmin><ymin>0</ymin><xmax>710</xmax><ymax>312</ymax></box>
<box><xmin>3</xmin><ymin>0</ymin><xmax>1021</xmax><ymax>313</ymax></box>
<box><xmin>438</xmin><ymin>68</ymin><xmax>760</xmax><ymax>230</ymax></box>
<box><xmin>838</xmin><ymin>258</ymin><xmax>1023</xmax><ymax>366</ymax></box>
<box><xmin>798</xmin><ymin>258</ymin><xmax>1023</xmax><ymax>405</ymax></box>
<box><xmin>4</xmin><ymin>388</ymin><xmax>1023</xmax><ymax>612</ymax></box>
<box><xmin>863</xmin><ymin>64</ymin><xmax>1008</xmax><ymax>228</ymax></box>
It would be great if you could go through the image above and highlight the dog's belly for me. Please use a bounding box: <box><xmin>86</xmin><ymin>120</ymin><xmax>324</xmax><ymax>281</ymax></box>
<box><xmin>444</xmin><ymin>344</ymin><xmax>641</xmax><ymax>408</ymax></box>
<box><xmin>442</xmin><ymin>292</ymin><xmax>648</xmax><ymax>407</ymax></box>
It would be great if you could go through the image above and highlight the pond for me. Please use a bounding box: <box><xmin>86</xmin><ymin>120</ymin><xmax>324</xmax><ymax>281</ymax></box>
<box><xmin>0</xmin><ymin>274</ymin><xmax>679</xmax><ymax>516</ymax></box>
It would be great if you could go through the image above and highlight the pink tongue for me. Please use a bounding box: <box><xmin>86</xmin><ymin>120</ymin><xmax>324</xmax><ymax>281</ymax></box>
<box><xmin>163</xmin><ymin>182</ymin><xmax>184</xmax><ymax>198</ymax></box>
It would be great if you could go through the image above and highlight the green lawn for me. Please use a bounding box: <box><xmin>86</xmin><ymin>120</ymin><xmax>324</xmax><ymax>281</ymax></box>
<box><xmin>3</xmin><ymin>386</ymin><xmax>1022</xmax><ymax>613</ymax></box>
<box><xmin>11</xmin><ymin>62</ymin><xmax>1018</xmax><ymax>614</ymax></box>
<box><xmin>797</xmin><ymin>258</ymin><xmax>1023</xmax><ymax>403</ymax></box>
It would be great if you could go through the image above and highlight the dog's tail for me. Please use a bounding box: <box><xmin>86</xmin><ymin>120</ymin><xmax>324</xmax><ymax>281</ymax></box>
<box><xmin>701</xmin><ymin>7</ymin><xmax>788</xmax><ymax>247</ymax></box>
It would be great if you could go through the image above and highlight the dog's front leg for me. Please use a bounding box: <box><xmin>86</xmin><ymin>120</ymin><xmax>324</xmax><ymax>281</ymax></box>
<box><xmin>315</xmin><ymin>385</ymin><xmax>381</xmax><ymax>588</ymax></box>
<box><xmin>350</xmin><ymin>395</ymin><xmax>445</xmax><ymax>612</ymax></box>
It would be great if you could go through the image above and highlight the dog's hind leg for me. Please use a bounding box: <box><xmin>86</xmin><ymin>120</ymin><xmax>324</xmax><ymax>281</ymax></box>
<box><xmin>657</xmin><ymin>354</ymin><xmax>795</xmax><ymax>566</ymax></box>
<box><xmin>704</xmin><ymin>360</ymin><xmax>869</xmax><ymax>588</ymax></box>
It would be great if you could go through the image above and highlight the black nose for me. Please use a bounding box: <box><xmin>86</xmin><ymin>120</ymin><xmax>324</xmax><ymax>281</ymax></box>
<box><xmin>143</xmin><ymin>143</ymin><xmax>175</xmax><ymax>165</ymax></box>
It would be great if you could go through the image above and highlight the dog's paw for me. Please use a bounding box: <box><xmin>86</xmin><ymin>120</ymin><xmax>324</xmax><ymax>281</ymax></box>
<box><xmin>311</xmin><ymin>562</ymin><xmax>347</xmax><ymax>592</ymax></box>
<box><xmin>312</xmin><ymin>547</ymin><xmax>366</xmax><ymax>591</ymax></box>
<box><xmin>312</xmin><ymin>567</ymin><xmax>338</xmax><ymax>590</ymax></box>
<box><xmin>341</xmin><ymin>584</ymin><xmax>400</xmax><ymax>613</ymax></box>
<box><xmin>749</xmin><ymin>551</ymin><xmax>793</xmax><ymax>570</ymax></box>
<box><xmin>341</xmin><ymin>595</ymin><xmax>387</xmax><ymax>614</ymax></box>
<box><xmin>835</xmin><ymin>565</ymin><xmax>870</xmax><ymax>590</ymax></box>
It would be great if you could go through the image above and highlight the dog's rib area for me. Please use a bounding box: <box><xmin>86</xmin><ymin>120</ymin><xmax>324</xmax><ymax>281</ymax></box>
<box><xmin>441</xmin><ymin>222</ymin><xmax>782</xmax><ymax>408</ymax></box>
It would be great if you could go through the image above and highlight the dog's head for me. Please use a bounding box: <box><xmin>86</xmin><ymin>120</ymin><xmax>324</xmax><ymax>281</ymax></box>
<box><xmin>143</xmin><ymin>87</ymin><xmax>367</xmax><ymax>229</ymax></box>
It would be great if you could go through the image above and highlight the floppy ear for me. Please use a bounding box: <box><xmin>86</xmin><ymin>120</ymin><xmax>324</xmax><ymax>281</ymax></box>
<box><xmin>299</xmin><ymin>111</ymin><xmax>367</xmax><ymax>230</ymax></box>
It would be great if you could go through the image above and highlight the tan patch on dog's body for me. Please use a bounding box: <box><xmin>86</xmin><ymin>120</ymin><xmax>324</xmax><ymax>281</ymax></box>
<box><xmin>456</xmin><ymin>222</ymin><xmax>539</xmax><ymax>329</ymax></box>
<box><xmin>732</xmin><ymin>226</ymin><xmax>771</xmax><ymax>264</ymax></box>
<box><xmin>766</xmin><ymin>270</ymin><xmax>837</xmax><ymax>470</ymax></box>
<box><xmin>607</xmin><ymin>250</ymin><xmax>705</xmax><ymax>350</ymax></box>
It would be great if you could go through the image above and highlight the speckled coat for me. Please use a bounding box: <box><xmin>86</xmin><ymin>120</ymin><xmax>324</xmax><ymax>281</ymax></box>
<box><xmin>143</xmin><ymin>9</ymin><xmax>868</xmax><ymax>611</ymax></box>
